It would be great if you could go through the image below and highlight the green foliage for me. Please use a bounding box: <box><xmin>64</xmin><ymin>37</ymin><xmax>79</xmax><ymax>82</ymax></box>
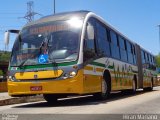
<box><xmin>0</xmin><ymin>69</ymin><xmax>3</xmax><ymax>76</ymax></box>
<box><xmin>155</xmin><ymin>54</ymin><xmax>160</xmax><ymax>67</ymax></box>
<box><xmin>0</xmin><ymin>51</ymin><xmax>11</xmax><ymax>62</ymax></box>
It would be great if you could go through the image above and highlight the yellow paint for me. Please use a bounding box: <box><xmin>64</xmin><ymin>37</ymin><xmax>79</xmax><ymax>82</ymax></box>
<box><xmin>83</xmin><ymin>74</ymin><xmax>101</xmax><ymax>93</ymax></box>
<box><xmin>111</xmin><ymin>77</ymin><xmax>132</xmax><ymax>90</ymax></box>
<box><xmin>84</xmin><ymin>66</ymin><xmax>134</xmax><ymax>92</ymax></box>
<box><xmin>83</xmin><ymin>67</ymin><xmax>134</xmax><ymax>92</ymax></box>
<box><xmin>15</xmin><ymin>70</ymin><xmax>63</xmax><ymax>80</ymax></box>
<box><xmin>84</xmin><ymin>66</ymin><xmax>93</xmax><ymax>71</ymax></box>
<box><xmin>110</xmin><ymin>71</ymin><xmax>134</xmax><ymax>76</ymax></box>
<box><xmin>143</xmin><ymin>76</ymin><xmax>152</xmax><ymax>88</ymax></box>
<box><xmin>8</xmin><ymin>70</ymin><xmax>84</xmax><ymax>96</ymax></box>
<box><xmin>96</xmin><ymin>68</ymin><xmax>104</xmax><ymax>72</ymax></box>
<box><xmin>8</xmin><ymin>64</ymin><xmax>138</xmax><ymax>96</ymax></box>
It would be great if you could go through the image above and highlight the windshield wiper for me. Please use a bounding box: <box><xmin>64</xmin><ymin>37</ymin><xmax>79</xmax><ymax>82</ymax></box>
<box><xmin>18</xmin><ymin>59</ymin><xmax>28</xmax><ymax>68</ymax></box>
<box><xmin>39</xmin><ymin>40</ymin><xmax>45</xmax><ymax>53</ymax></box>
<box><xmin>49</xmin><ymin>59</ymin><xmax>58</xmax><ymax>67</ymax></box>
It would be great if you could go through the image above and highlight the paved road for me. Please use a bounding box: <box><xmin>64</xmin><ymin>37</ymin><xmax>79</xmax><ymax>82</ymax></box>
<box><xmin>0</xmin><ymin>92</ymin><xmax>11</xmax><ymax>100</ymax></box>
<box><xmin>0</xmin><ymin>87</ymin><xmax>160</xmax><ymax>120</ymax></box>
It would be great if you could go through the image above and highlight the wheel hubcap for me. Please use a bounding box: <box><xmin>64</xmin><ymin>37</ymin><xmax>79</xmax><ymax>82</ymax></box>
<box><xmin>102</xmin><ymin>79</ymin><xmax>107</xmax><ymax>94</ymax></box>
<box><xmin>133</xmin><ymin>80</ymin><xmax>136</xmax><ymax>91</ymax></box>
<box><xmin>151</xmin><ymin>81</ymin><xmax>153</xmax><ymax>88</ymax></box>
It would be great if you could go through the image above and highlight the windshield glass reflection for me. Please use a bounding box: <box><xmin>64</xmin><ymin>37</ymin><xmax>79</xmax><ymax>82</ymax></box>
<box><xmin>10</xmin><ymin>20</ymin><xmax>82</xmax><ymax>67</ymax></box>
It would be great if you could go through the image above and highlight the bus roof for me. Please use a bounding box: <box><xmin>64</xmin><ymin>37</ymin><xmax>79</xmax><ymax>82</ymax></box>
<box><xmin>24</xmin><ymin>10</ymin><xmax>89</xmax><ymax>27</ymax></box>
<box><xmin>23</xmin><ymin>10</ymin><xmax>154</xmax><ymax>56</ymax></box>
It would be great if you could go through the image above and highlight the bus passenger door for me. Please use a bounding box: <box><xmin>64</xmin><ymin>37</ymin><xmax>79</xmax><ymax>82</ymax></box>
<box><xmin>83</xmin><ymin>18</ymin><xmax>101</xmax><ymax>93</ymax></box>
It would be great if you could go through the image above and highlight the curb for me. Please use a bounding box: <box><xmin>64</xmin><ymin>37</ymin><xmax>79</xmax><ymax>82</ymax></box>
<box><xmin>0</xmin><ymin>95</ymin><xmax>44</xmax><ymax>106</ymax></box>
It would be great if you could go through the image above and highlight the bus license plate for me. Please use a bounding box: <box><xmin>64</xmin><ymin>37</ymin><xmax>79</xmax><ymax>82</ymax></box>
<box><xmin>30</xmin><ymin>86</ymin><xmax>42</xmax><ymax>91</ymax></box>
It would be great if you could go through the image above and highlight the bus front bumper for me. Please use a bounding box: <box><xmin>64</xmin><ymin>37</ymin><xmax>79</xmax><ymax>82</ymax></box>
<box><xmin>8</xmin><ymin>71</ymin><xmax>84</xmax><ymax>96</ymax></box>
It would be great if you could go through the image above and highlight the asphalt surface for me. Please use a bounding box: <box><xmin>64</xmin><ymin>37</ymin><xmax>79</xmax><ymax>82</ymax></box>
<box><xmin>0</xmin><ymin>87</ymin><xmax>160</xmax><ymax>120</ymax></box>
<box><xmin>0</xmin><ymin>92</ymin><xmax>11</xmax><ymax>100</ymax></box>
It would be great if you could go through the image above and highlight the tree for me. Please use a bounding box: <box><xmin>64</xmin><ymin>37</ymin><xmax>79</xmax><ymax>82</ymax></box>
<box><xmin>0</xmin><ymin>51</ymin><xmax>11</xmax><ymax>62</ymax></box>
<box><xmin>155</xmin><ymin>54</ymin><xmax>160</xmax><ymax>67</ymax></box>
<box><xmin>0</xmin><ymin>70</ymin><xmax>3</xmax><ymax>76</ymax></box>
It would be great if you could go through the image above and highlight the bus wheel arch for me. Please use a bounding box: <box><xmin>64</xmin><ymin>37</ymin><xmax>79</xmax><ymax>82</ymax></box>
<box><xmin>103</xmin><ymin>70</ymin><xmax>111</xmax><ymax>92</ymax></box>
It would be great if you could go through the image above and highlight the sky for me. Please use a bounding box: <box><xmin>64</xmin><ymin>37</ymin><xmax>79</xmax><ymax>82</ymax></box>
<box><xmin>0</xmin><ymin>0</ymin><xmax>160</xmax><ymax>55</ymax></box>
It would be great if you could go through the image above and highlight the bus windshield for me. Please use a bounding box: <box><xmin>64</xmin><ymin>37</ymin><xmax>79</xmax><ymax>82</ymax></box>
<box><xmin>10</xmin><ymin>19</ymin><xmax>83</xmax><ymax>67</ymax></box>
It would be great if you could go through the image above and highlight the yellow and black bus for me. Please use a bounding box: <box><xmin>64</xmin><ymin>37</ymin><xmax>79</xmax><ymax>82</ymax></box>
<box><xmin>6</xmin><ymin>11</ymin><xmax>159</xmax><ymax>103</ymax></box>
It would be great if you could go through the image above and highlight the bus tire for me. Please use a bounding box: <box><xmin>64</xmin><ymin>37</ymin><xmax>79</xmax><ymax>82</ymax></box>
<box><xmin>149</xmin><ymin>78</ymin><xmax>153</xmax><ymax>91</ymax></box>
<box><xmin>93</xmin><ymin>71</ymin><xmax>111</xmax><ymax>100</ymax></box>
<box><xmin>43</xmin><ymin>94</ymin><xmax>58</xmax><ymax>104</ymax></box>
<box><xmin>132</xmin><ymin>75</ymin><xmax>137</xmax><ymax>94</ymax></box>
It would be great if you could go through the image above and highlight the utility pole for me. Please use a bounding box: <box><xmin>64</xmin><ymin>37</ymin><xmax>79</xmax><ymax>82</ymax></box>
<box><xmin>54</xmin><ymin>0</ymin><xmax>56</xmax><ymax>14</ymax></box>
<box><xmin>26</xmin><ymin>1</ymin><xmax>34</xmax><ymax>22</ymax></box>
<box><xmin>20</xmin><ymin>1</ymin><xmax>42</xmax><ymax>23</ymax></box>
<box><xmin>158</xmin><ymin>25</ymin><xmax>160</xmax><ymax>55</ymax></box>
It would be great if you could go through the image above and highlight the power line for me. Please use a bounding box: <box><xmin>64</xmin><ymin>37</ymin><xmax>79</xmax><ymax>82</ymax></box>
<box><xmin>0</xmin><ymin>26</ymin><xmax>22</xmax><ymax>28</ymax></box>
<box><xmin>0</xmin><ymin>13</ymin><xmax>24</xmax><ymax>14</ymax></box>
<box><xmin>20</xmin><ymin>1</ymin><xmax>42</xmax><ymax>23</ymax></box>
<box><xmin>0</xmin><ymin>16</ymin><xmax>23</xmax><ymax>19</ymax></box>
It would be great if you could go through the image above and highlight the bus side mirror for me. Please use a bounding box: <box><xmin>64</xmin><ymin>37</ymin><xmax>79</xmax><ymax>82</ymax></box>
<box><xmin>4</xmin><ymin>29</ymin><xmax>20</xmax><ymax>46</ymax></box>
<box><xmin>4</xmin><ymin>31</ymin><xmax>10</xmax><ymax>46</ymax></box>
<box><xmin>86</xmin><ymin>25</ymin><xmax>94</xmax><ymax>40</ymax></box>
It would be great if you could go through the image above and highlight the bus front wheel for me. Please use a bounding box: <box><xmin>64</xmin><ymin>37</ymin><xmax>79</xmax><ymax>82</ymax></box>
<box><xmin>93</xmin><ymin>78</ymin><xmax>110</xmax><ymax>100</ymax></box>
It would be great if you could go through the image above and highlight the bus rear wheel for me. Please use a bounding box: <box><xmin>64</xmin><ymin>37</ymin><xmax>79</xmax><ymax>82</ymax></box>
<box><xmin>43</xmin><ymin>94</ymin><xmax>58</xmax><ymax>104</ymax></box>
<box><xmin>132</xmin><ymin>79</ymin><xmax>136</xmax><ymax>93</ymax></box>
<box><xmin>93</xmin><ymin>79</ymin><xmax>110</xmax><ymax>100</ymax></box>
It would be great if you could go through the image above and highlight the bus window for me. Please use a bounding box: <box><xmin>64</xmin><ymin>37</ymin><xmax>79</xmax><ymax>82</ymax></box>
<box><xmin>150</xmin><ymin>55</ymin><xmax>153</xmax><ymax>63</ymax></box>
<box><xmin>147</xmin><ymin>54</ymin><xmax>150</xmax><ymax>63</ymax></box>
<box><xmin>110</xmin><ymin>31</ymin><xmax>120</xmax><ymax>59</ymax></box>
<box><xmin>148</xmin><ymin>54</ymin><xmax>151</xmax><ymax>65</ymax></box>
<box><xmin>96</xmin><ymin>21</ymin><xmax>110</xmax><ymax>57</ymax></box>
<box><xmin>127</xmin><ymin>41</ymin><xmax>134</xmax><ymax>64</ymax></box>
<box><xmin>145</xmin><ymin>52</ymin><xmax>149</xmax><ymax>63</ymax></box>
<box><xmin>84</xmin><ymin>18</ymin><xmax>96</xmax><ymax>62</ymax></box>
<box><xmin>119</xmin><ymin>36</ymin><xmax>127</xmax><ymax>62</ymax></box>
<box><xmin>141</xmin><ymin>50</ymin><xmax>146</xmax><ymax>64</ymax></box>
<box><xmin>152</xmin><ymin>56</ymin><xmax>155</xmax><ymax>65</ymax></box>
<box><xmin>153</xmin><ymin>56</ymin><xmax>155</xmax><ymax>65</ymax></box>
<box><xmin>132</xmin><ymin>45</ymin><xmax>137</xmax><ymax>64</ymax></box>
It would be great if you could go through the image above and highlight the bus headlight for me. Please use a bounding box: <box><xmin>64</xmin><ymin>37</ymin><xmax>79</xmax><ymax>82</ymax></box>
<box><xmin>63</xmin><ymin>73</ymin><xmax>69</xmax><ymax>79</ymax></box>
<box><xmin>69</xmin><ymin>71</ymin><xmax>77</xmax><ymax>77</ymax></box>
<box><xmin>8</xmin><ymin>76</ymin><xmax>16</xmax><ymax>81</ymax></box>
<box><xmin>62</xmin><ymin>71</ymin><xmax>77</xmax><ymax>79</ymax></box>
<box><xmin>8</xmin><ymin>76</ymin><xmax>12</xmax><ymax>79</ymax></box>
